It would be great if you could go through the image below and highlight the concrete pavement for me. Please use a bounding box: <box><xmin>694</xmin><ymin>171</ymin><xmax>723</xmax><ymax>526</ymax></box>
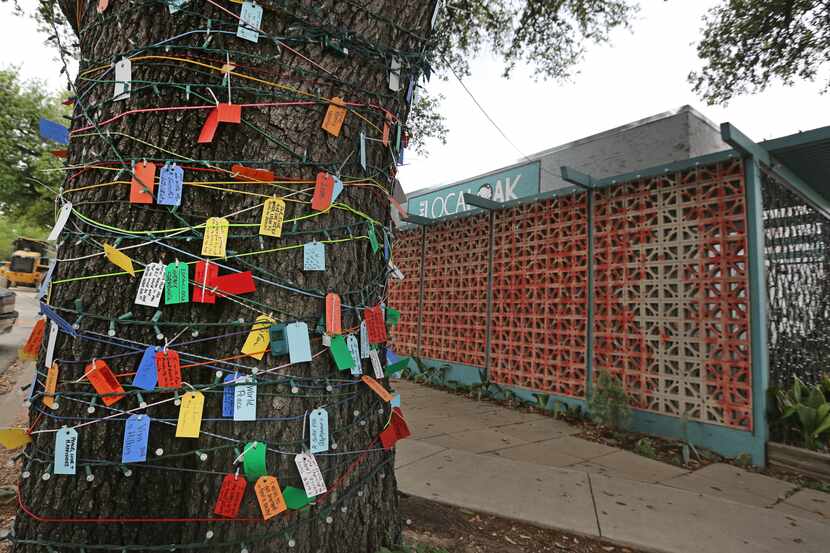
<box><xmin>393</xmin><ymin>379</ymin><xmax>830</xmax><ymax>553</ymax></box>
<box><xmin>0</xmin><ymin>288</ymin><xmax>38</xmax><ymax>425</ymax></box>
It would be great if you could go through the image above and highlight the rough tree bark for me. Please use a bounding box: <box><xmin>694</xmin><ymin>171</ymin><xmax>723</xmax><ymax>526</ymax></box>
<box><xmin>13</xmin><ymin>1</ymin><xmax>433</xmax><ymax>552</ymax></box>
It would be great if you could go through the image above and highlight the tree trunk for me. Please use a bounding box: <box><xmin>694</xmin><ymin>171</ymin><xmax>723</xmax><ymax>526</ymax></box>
<box><xmin>13</xmin><ymin>2</ymin><xmax>433</xmax><ymax>552</ymax></box>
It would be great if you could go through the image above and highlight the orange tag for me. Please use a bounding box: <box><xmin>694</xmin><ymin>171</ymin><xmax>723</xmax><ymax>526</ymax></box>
<box><xmin>156</xmin><ymin>349</ymin><xmax>181</xmax><ymax>388</ymax></box>
<box><xmin>130</xmin><ymin>161</ymin><xmax>157</xmax><ymax>204</ymax></box>
<box><xmin>325</xmin><ymin>293</ymin><xmax>341</xmax><ymax>335</ymax></box>
<box><xmin>255</xmin><ymin>476</ymin><xmax>287</xmax><ymax>520</ymax></box>
<box><xmin>43</xmin><ymin>362</ymin><xmax>59</xmax><ymax>409</ymax></box>
<box><xmin>382</xmin><ymin>113</ymin><xmax>392</xmax><ymax>146</ymax></box>
<box><xmin>51</xmin><ymin>149</ymin><xmax>68</xmax><ymax>158</ymax></box>
<box><xmin>311</xmin><ymin>172</ymin><xmax>334</xmax><ymax>211</ymax></box>
<box><xmin>232</xmin><ymin>164</ymin><xmax>274</xmax><ymax>183</ymax></box>
<box><xmin>85</xmin><ymin>359</ymin><xmax>126</xmax><ymax>406</ymax></box>
<box><xmin>97</xmin><ymin>0</ymin><xmax>109</xmax><ymax>13</ymax></box>
<box><xmin>20</xmin><ymin>318</ymin><xmax>46</xmax><ymax>360</ymax></box>
<box><xmin>362</xmin><ymin>375</ymin><xmax>392</xmax><ymax>402</ymax></box>
<box><xmin>321</xmin><ymin>97</ymin><xmax>346</xmax><ymax>137</ymax></box>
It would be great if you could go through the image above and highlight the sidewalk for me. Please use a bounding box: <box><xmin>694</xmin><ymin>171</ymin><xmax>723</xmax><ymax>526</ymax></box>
<box><xmin>392</xmin><ymin>379</ymin><xmax>830</xmax><ymax>553</ymax></box>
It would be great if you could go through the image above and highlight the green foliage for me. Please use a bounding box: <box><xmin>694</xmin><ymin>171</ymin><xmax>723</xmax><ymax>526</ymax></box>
<box><xmin>0</xmin><ymin>66</ymin><xmax>66</xmax><ymax>226</ymax></box>
<box><xmin>0</xmin><ymin>215</ymin><xmax>49</xmax><ymax>260</ymax></box>
<box><xmin>775</xmin><ymin>376</ymin><xmax>830</xmax><ymax>450</ymax></box>
<box><xmin>634</xmin><ymin>437</ymin><xmax>656</xmax><ymax>459</ymax></box>
<box><xmin>691</xmin><ymin>1</ymin><xmax>830</xmax><ymax>104</ymax></box>
<box><xmin>588</xmin><ymin>370</ymin><xmax>631</xmax><ymax>431</ymax></box>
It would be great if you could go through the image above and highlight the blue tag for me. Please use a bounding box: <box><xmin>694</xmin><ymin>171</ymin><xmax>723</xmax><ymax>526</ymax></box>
<box><xmin>233</xmin><ymin>376</ymin><xmax>257</xmax><ymax>421</ymax></box>
<box><xmin>157</xmin><ymin>163</ymin><xmax>184</xmax><ymax>206</ymax></box>
<box><xmin>386</xmin><ymin>349</ymin><xmax>400</xmax><ymax>365</ymax></box>
<box><xmin>331</xmin><ymin>176</ymin><xmax>344</xmax><ymax>203</ymax></box>
<box><xmin>39</xmin><ymin>303</ymin><xmax>77</xmax><ymax>336</ymax></box>
<box><xmin>286</xmin><ymin>322</ymin><xmax>312</xmax><ymax>363</ymax></box>
<box><xmin>309</xmin><ymin>408</ymin><xmax>329</xmax><ymax>453</ymax></box>
<box><xmin>303</xmin><ymin>242</ymin><xmax>325</xmax><ymax>271</ymax></box>
<box><xmin>38</xmin><ymin>259</ymin><xmax>56</xmax><ymax>301</ymax></box>
<box><xmin>222</xmin><ymin>373</ymin><xmax>237</xmax><ymax>417</ymax></box>
<box><xmin>39</xmin><ymin>117</ymin><xmax>69</xmax><ymax>144</ymax></box>
<box><xmin>391</xmin><ymin>394</ymin><xmax>401</xmax><ymax>408</ymax></box>
<box><xmin>269</xmin><ymin>323</ymin><xmax>288</xmax><ymax>356</ymax></box>
<box><xmin>359</xmin><ymin>131</ymin><xmax>367</xmax><ymax>170</ymax></box>
<box><xmin>406</xmin><ymin>79</ymin><xmax>416</xmax><ymax>104</ymax></box>
<box><xmin>54</xmin><ymin>427</ymin><xmax>78</xmax><ymax>475</ymax></box>
<box><xmin>122</xmin><ymin>414</ymin><xmax>150</xmax><ymax>463</ymax></box>
<box><xmin>347</xmin><ymin>334</ymin><xmax>362</xmax><ymax>376</ymax></box>
<box><xmin>132</xmin><ymin>346</ymin><xmax>158</xmax><ymax>391</ymax></box>
<box><xmin>237</xmin><ymin>0</ymin><xmax>263</xmax><ymax>42</ymax></box>
<box><xmin>383</xmin><ymin>231</ymin><xmax>391</xmax><ymax>261</ymax></box>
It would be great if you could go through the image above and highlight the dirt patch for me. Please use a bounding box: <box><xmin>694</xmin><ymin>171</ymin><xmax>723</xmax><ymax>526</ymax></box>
<box><xmin>400</xmin><ymin>494</ymin><xmax>644</xmax><ymax>553</ymax></box>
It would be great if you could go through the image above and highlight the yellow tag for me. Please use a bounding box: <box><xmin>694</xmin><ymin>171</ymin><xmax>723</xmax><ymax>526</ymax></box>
<box><xmin>0</xmin><ymin>428</ymin><xmax>32</xmax><ymax>449</ymax></box>
<box><xmin>175</xmin><ymin>391</ymin><xmax>205</xmax><ymax>438</ymax></box>
<box><xmin>259</xmin><ymin>197</ymin><xmax>285</xmax><ymax>238</ymax></box>
<box><xmin>43</xmin><ymin>362</ymin><xmax>59</xmax><ymax>409</ymax></box>
<box><xmin>242</xmin><ymin>315</ymin><xmax>274</xmax><ymax>361</ymax></box>
<box><xmin>104</xmin><ymin>243</ymin><xmax>136</xmax><ymax>276</ymax></box>
<box><xmin>201</xmin><ymin>217</ymin><xmax>229</xmax><ymax>257</ymax></box>
<box><xmin>221</xmin><ymin>63</ymin><xmax>236</xmax><ymax>74</ymax></box>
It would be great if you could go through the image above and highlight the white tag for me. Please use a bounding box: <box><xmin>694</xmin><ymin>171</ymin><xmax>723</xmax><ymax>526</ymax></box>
<box><xmin>322</xmin><ymin>334</ymin><xmax>331</xmax><ymax>347</ymax></box>
<box><xmin>359</xmin><ymin>321</ymin><xmax>370</xmax><ymax>359</ymax></box>
<box><xmin>44</xmin><ymin>321</ymin><xmax>59</xmax><ymax>368</ymax></box>
<box><xmin>369</xmin><ymin>349</ymin><xmax>383</xmax><ymax>379</ymax></box>
<box><xmin>237</xmin><ymin>1</ymin><xmax>263</xmax><ymax>43</ymax></box>
<box><xmin>48</xmin><ymin>202</ymin><xmax>73</xmax><ymax>241</ymax></box>
<box><xmin>233</xmin><ymin>375</ymin><xmax>257</xmax><ymax>421</ymax></box>
<box><xmin>388</xmin><ymin>261</ymin><xmax>404</xmax><ymax>280</ymax></box>
<box><xmin>346</xmin><ymin>334</ymin><xmax>362</xmax><ymax>376</ymax></box>
<box><xmin>113</xmin><ymin>58</ymin><xmax>131</xmax><ymax>101</ymax></box>
<box><xmin>294</xmin><ymin>451</ymin><xmax>326</xmax><ymax>497</ymax></box>
<box><xmin>54</xmin><ymin>427</ymin><xmax>78</xmax><ymax>475</ymax></box>
<box><xmin>134</xmin><ymin>263</ymin><xmax>165</xmax><ymax>307</ymax></box>
<box><xmin>389</xmin><ymin>57</ymin><xmax>402</xmax><ymax>91</ymax></box>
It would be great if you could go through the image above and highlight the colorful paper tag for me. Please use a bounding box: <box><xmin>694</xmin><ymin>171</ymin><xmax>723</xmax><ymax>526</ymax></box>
<box><xmin>237</xmin><ymin>0</ymin><xmax>263</xmax><ymax>43</ymax></box>
<box><xmin>259</xmin><ymin>197</ymin><xmax>285</xmax><ymax>237</ymax></box>
<box><xmin>269</xmin><ymin>323</ymin><xmax>288</xmax><ymax>356</ymax></box>
<box><xmin>201</xmin><ymin>217</ymin><xmax>229</xmax><ymax>257</ymax></box>
<box><xmin>243</xmin><ymin>441</ymin><xmax>267</xmax><ymax>481</ymax></box>
<box><xmin>222</xmin><ymin>373</ymin><xmax>237</xmax><ymax>417</ymax></box>
<box><xmin>104</xmin><ymin>243</ymin><xmax>136</xmax><ymax>276</ymax></box>
<box><xmin>255</xmin><ymin>476</ymin><xmax>287</xmax><ymax>520</ymax></box>
<box><xmin>364</xmin><ymin>305</ymin><xmax>388</xmax><ymax>344</ymax></box>
<box><xmin>325</xmin><ymin>293</ymin><xmax>341</xmax><ymax>335</ymax></box>
<box><xmin>368</xmin><ymin>223</ymin><xmax>379</xmax><ymax>253</ymax></box>
<box><xmin>43</xmin><ymin>362</ymin><xmax>59</xmax><ymax>409</ymax></box>
<box><xmin>242</xmin><ymin>315</ymin><xmax>273</xmax><ymax>360</ymax></box>
<box><xmin>122</xmin><ymin>414</ymin><xmax>150</xmax><ymax>463</ymax></box>
<box><xmin>20</xmin><ymin>318</ymin><xmax>45</xmax><ymax>361</ymax></box>
<box><xmin>0</xmin><ymin>429</ymin><xmax>31</xmax><ymax>450</ymax></box>
<box><xmin>132</xmin><ymin>346</ymin><xmax>158</xmax><ymax>391</ymax></box>
<box><xmin>347</xmin><ymin>334</ymin><xmax>362</xmax><ymax>376</ymax></box>
<box><xmin>214</xmin><ymin>474</ymin><xmax>247</xmax><ymax>518</ymax></box>
<box><xmin>285</xmin><ymin>322</ymin><xmax>312</xmax><ymax>363</ymax></box>
<box><xmin>283</xmin><ymin>486</ymin><xmax>313</xmax><ymax>510</ymax></box>
<box><xmin>330</xmin><ymin>335</ymin><xmax>354</xmax><ymax>371</ymax></box>
<box><xmin>216</xmin><ymin>271</ymin><xmax>256</xmax><ymax>295</ymax></box>
<box><xmin>47</xmin><ymin>202</ymin><xmax>72</xmax><ymax>241</ymax></box>
<box><xmin>311</xmin><ymin>172</ymin><xmax>334</xmax><ymax>211</ymax></box>
<box><xmin>233</xmin><ymin>375</ymin><xmax>257</xmax><ymax>421</ymax></box>
<box><xmin>156</xmin><ymin>349</ymin><xmax>181</xmax><ymax>388</ymax></box>
<box><xmin>135</xmin><ymin>262</ymin><xmax>165</xmax><ymax>307</ymax></box>
<box><xmin>193</xmin><ymin>260</ymin><xmax>218</xmax><ymax>303</ymax></box>
<box><xmin>54</xmin><ymin>427</ymin><xmax>78</xmax><ymax>475</ymax></box>
<box><xmin>85</xmin><ymin>359</ymin><xmax>125</xmax><ymax>406</ymax></box>
<box><xmin>359</xmin><ymin>321</ymin><xmax>370</xmax><ymax>359</ymax></box>
<box><xmin>175</xmin><ymin>391</ymin><xmax>204</xmax><ymax>438</ymax></box>
<box><xmin>165</xmin><ymin>261</ymin><xmax>189</xmax><ymax>304</ymax></box>
<box><xmin>362</xmin><ymin>375</ymin><xmax>392</xmax><ymax>402</ymax></box>
<box><xmin>130</xmin><ymin>161</ymin><xmax>157</xmax><ymax>204</ymax></box>
<box><xmin>44</xmin><ymin>320</ymin><xmax>58</xmax><ymax>368</ymax></box>
<box><xmin>113</xmin><ymin>57</ymin><xmax>131</xmax><ymax>101</ymax></box>
<box><xmin>309</xmin><ymin>408</ymin><xmax>329</xmax><ymax>453</ymax></box>
<box><xmin>157</xmin><ymin>163</ymin><xmax>184</xmax><ymax>206</ymax></box>
<box><xmin>359</xmin><ymin>130</ymin><xmax>367</xmax><ymax>170</ymax></box>
<box><xmin>321</xmin><ymin>97</ymin><xmax>347</xmax><ymax>137</ymax></box>
<box><xmin>303</xmin><ymin>241</ymin><xmax>325</xmax><ymax>271</ymax></box>
<box><xmin>232</xmin><ymin>164</ymin><xmax>274</xmax><ymax>182</ymax></box>
<box><xmin>369</xmin><ymin>349</ymin><xmax>384</xmax><ymax>379</ymax></box>
<box><xmin>294</xmin><ymin>452</ymin><xmax>327</xmax><ymax>497</ymax></box>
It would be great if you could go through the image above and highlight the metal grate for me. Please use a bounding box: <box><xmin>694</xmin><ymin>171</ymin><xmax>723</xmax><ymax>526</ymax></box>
<box><xmin>387</xmin><ymin>228</ymin><xmax>422</xmax><ymax>357</ymax></box>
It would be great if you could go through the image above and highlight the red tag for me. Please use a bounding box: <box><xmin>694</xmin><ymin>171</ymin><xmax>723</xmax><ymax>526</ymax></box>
<box><xmin>193</xmin><ymin>261</ymin><xmax>219</xmax><ymax>303</ymax></box>
<box><xmin>380</xmin><ymin>408</ymin><xmax>411</xmax><ymax>449</ymax></box>
<box><xmin>130</xmin><ymin>161</ymin><xmax>157</xmax><ymax>204</ymax></box>
<box><xmin>20</xmin><ymin>318</ymin><xmax>46</xmax><ymax>361</ymax></box>
<box><xmin>198</xmin><ymin>108</ymin><xmax>219</xmax><ymax>144</ymax></box>
<box><xmin>311</xmin><ymin>172</ymin><xmax>334</xmax><ymax>211</ymax></box>
<box><xmin>51</xmin><ymin>149</ymin><xmax>68</xmax><ymax>158</ymax></box>
<box><xmin>216</xmin><ymin>271</ymin><xmax>256</xmax><ymax>295</ymax></box>
<box><xmin>214</xmin><ymin>474</ymin><xmax>247</xmax><ymax>518</ymax></box>
<box><xmin>85</xmin><ymin>360</ymin><xmax>125</xmax><ymax>406</ymax></box>
<box><xmin>156</xmin><ymin>349</ymin><xmax>181</xmax><ymax>388</ymax></box>
<box><xmin>364</xmin><ymin>305</ymin><xmax>387</xmax><ymax>344</ymax></box>
<box><xmin>232</xmin><ymin>164</ymin><xmax>274</xmax><ymax>183</ymax></box>
<box><xmin>217</xmin><ymin>103</ymin><xmax>242</xmax><ymax>123</ymax></box>
<box><xmin>325</xmin><ymin>293</ymin><xmax>341</xmax><ymax>335</ymax></box>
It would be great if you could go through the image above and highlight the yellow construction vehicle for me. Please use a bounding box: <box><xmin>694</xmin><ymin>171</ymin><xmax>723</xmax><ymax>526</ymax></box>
<box><xmin>0</xmin><ymin>237</ymin><xmax>51</xmax><ymax>288</ymax></box>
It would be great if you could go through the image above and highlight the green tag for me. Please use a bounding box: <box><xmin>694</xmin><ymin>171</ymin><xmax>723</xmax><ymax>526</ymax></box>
<box><xmin>386</xmin><ymin>307</ymin><xmax>401</xmax><ymax>327</ymax></box>
<box><xmin>385</xmin><ymin>356</ymin><xmax>410</xmax><ymax>376</ymax></box>
<box><xmin>368</xmin><ymin>223</ymin><xmax>379</xmax><ymax>253</ymax></box>
<box><xmin>269</xmin><ymin>323</ymin><xmax>288</xmax><ymax>356</ymax></box>
<box><xmin>243</xmin><ymin>441</ymin><xmax>267</xmax><ymax>482</ymax></box>
<box><xmin>164</xmin><ymin>261</ymin><xmax>189</xmax><ymax>304</ymax></box>
<box><xmin>330</xmin><ymin>335</ymin><xmax>354</xmax><ymax>371</ymax></box>
<box><xmin>283</xmin><ymin>486</ymin><xmax>313</xmax><ymax>510</ymax></box>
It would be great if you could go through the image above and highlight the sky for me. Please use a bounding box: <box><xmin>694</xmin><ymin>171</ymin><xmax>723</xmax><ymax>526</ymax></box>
<box><xmin>1</xmin><ymin>1</ymin><xmax>827</xmax><ymax>194</ymax></box>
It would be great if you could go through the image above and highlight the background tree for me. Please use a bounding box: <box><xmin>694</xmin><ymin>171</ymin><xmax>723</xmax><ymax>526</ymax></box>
<box><xmin>691</xmin><ymin>0</ymin><xmax>830</xmax><ymax>104</ymax></box>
